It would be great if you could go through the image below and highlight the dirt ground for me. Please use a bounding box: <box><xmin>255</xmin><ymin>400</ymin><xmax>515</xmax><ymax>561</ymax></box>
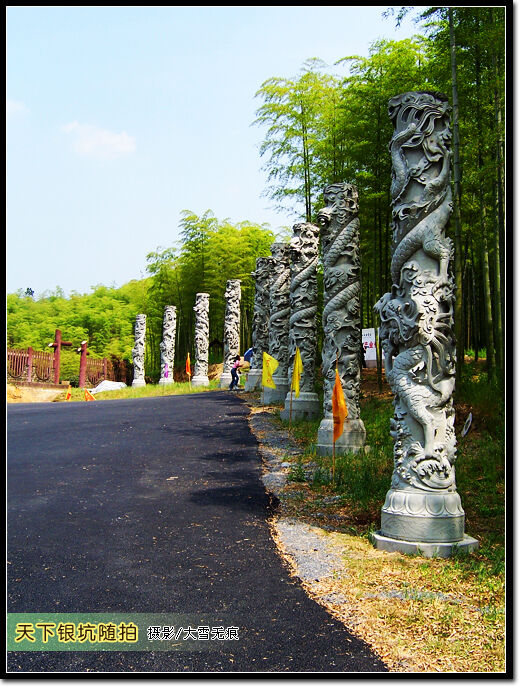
<box><xmin>6</xmin><ymin>384</ymin><xmax>65</xmax><ymax>403</ymax></box>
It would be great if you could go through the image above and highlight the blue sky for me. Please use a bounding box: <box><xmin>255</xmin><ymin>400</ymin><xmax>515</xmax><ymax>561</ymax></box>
<box><xmin>7</xmin><ymin>5</ymin><xmax>431</xmax><ymax>297</ymax></box>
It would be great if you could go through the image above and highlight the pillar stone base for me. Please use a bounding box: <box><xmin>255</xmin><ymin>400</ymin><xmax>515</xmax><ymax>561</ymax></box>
<box><xmin>132</xmin><ymin>379</ymin><xmax>146</xmax><ymax>388</ymax></box>
<box><xmin>262</xmin><ymin>376</ymin><xmax>288</xmax><ymax>404</ymax></box>
<box><xmin>316</xmin><ymin>416</ymin><xmax>367</xmax><ymax>456</ymax></box>
<box><xmin>245</xmin><ymin>368</ymin><xmax>262</xmax><ymax>392</ymax></box>
<box><xmin>379</xmin><ymin>489</ymin><xmax>469</xmax><ymax>543</ymax></box>
<box><xmin>219</xmin><ymin>372</ymin><xmax>232</xmax><ymax>389</ymax></box>
<box><xmin>281</xmin><ymin>391</ymin><xmax>320</xmax><ymax>421</ymax></box>
<box><xmin>191</xmin><ymin>375</ymin><xmax>209</xmax><ymax>387</ymax></box>
<box><xmin>371</xmin><ymin>530</ymin><xmax>479</xmax><ymax>558</ymax></box>
<box><xmin>158</xmin><ymin>377</ymin><xmax>174</xmax><ymax>386</ymax></box>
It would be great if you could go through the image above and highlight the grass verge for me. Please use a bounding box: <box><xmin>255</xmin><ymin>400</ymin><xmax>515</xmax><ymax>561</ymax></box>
<box><xmin>55</xmin><ymin>379</ymin><xmax>220</xmax><ymax>401</ymax></box>
<box><xmin>244</xmin><ymin>364</ymin><xmax>507</xmax><ymax>673</ymax></box>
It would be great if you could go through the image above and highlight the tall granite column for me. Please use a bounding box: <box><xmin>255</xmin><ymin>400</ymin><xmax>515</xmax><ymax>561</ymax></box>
<box><xmin>245</xmin><ymin>257</ymin><xmax>272</xmax><ymax>392</ymax></box>
<box><xmin>316</xmin><ymin>183</ymin><xmax>367</xmax><ymax>455</ymax></box>
<box><xmin>131</xmin><ymin>314</ymin><xmax>147</xmax><ymax>387</ymax></box>
<box><xmin>263</xmin><ymin>243</ymin><xmax>291</xmax><ymax>404</ymax></box>
<box><xmin>372</xmin><ymin>91</ymin><xmax>478</xmax><ymax>557</ymax></box>
<box><xmin>191</xmin><ymin>293</ymin><xmax>210</xmax><ymax>387</ymax></box>
<box><xmin>158</xmin><ymin>305</ymin><xmax>177</xmax><ymax>385</ymax></box>
<box><xmin>219</xmin><ymin>280</ymin><xmax>242</xmax><ymax>388</ymax></box>
<box><xmin>281</xmin><ymin>222</ymin><xmax>320</xmax><ymax>421</ymax></box>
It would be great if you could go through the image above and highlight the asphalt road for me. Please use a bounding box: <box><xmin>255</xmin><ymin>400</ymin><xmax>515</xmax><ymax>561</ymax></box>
<box><xmin>7</xmin><ymin>391</ymin><xmax>387</xmax><ymax>674</ymax></box>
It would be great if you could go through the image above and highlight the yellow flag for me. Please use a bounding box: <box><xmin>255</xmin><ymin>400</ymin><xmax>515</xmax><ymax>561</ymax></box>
<box><xmin>262</xmin><ymin>352</ymin><xmax>279</xmax><ymax>388</ymax></box>
<box><xmin>332</xmin><ymin>368</ymin><xmax>348</xmax><ymax>442</ymax></box>
<box><xmin>65</xmin><ymin>384</ymin><xmax>72</xmax><ymax>401</ymax></box>
<box><xmin>290</xmin><ymin>347</ymin><xmax>303</xmax><ymax>399</ymax></box>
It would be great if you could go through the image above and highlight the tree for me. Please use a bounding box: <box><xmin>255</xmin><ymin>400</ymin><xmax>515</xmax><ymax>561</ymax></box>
<box><xmin>143</xmin><ymin>212</ymin><xmax>275</xmax><ymax>379</ymax></box>
<box><xmin>254</xmin><ymin>59</ymin><xmax>339</xmax><ymax>221</ymax></box>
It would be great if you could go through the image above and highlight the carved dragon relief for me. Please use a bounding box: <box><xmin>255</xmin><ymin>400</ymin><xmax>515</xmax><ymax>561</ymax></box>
<box><xmin>288</xmin><ymin>222</ymin><xmax>319</xmax><ymax>394</ymax></box>
<box><xmin>159</xmin><ymin>305</ymin><xmax>177</xmax><ymax>381</ymax></box>
<box><xmin>132</xmin><ymin>313</ymin><xmax>146</xmax><ymax>383</ymax></box>
<box><xmin>268</xmin><ymin>243</ymin><xmax>291</xmax><ymax>375</ymax></box>
<box><xmin>193</xmin><ymin>293</ymin><xmax>210</xmax><ymax>381</ymax></box>
<box><xmin>320</xmin><ymin>183</ymin><xmax>363</xmax><ymax>421</ymax></box>
<box><xmin>222</xmin><ymin>280</ymin><xmax>241</xmax><ymax>374</ymax></box>
<box><xmin>376</xmin><ymin>91</ymin><xmax>458</xmax><ymax>495</ymax></box>
<box><xmin>250</xmin><ymin>257</ymin><xmax>272</xmax><ymax>372</ymax></box>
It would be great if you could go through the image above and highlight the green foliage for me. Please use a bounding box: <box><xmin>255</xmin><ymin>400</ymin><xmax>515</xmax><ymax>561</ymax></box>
<box><xmin>7</xmin><ymin>214</ymin><xmax>274</xmax><ymax>385</ymax></box>
<box><xmin>312</xmin><ymin>396</ymin><xmax>393</xmax><ymax>511</ymax></box>
<box><xmin>254</xmin><ymin>6</ymin><xmax>506</xmax><ymax>375</ymax></box>
<box><xmin>7</xmin><ymin>280</ymin><xmax>149</xmax><ymax>361</ymax></box>
<box><xmin>144</xmin><ymin>212</ymin><xmax>275</xmax><ymax>379</ymax></box>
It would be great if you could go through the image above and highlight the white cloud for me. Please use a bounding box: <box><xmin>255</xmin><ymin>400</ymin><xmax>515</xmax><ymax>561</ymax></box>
<box><xmin>62</xmin><ymin>121</ymin><xmax>136</xmax><ymax>159</ymax></box>
<box><xmin>6</xmin><ymin>99</ymin><xmax>29</xmax><ymax>118</ymax></box>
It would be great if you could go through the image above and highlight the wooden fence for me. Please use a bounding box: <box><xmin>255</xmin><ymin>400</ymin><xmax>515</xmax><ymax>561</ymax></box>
<box><xmin>85</xmin><ymin>357</ymin><xmax>115</xmax><ymax>387</ymax></box>
<box><xmin>7</xmin><ymin>348</ymin><xmax>114</xmax><ymax>387</ymax></box>
<box><xmin>7</xmin><ymin>348</ymin><xmax>54</xmax><ymax>383</ymax></box>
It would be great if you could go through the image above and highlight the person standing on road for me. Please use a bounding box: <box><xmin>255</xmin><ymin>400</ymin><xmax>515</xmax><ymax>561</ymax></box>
<box><xmin>229</xmin><ymin>355</ymin><xmax>242</xmax><ymax>391</ymax></box>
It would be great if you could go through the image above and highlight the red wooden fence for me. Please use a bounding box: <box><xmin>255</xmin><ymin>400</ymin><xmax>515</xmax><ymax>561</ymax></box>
<box><xmin>7</xmin><ymin>348</ymin><xmax>54</xmax><ymax>383</ymax></box>
<box><xmin>7</xmin><ymin>348</ymin><xmax>113</xmax><ymax>387</ymax></box>
<box><xmin>85</xmin><ymin>357</ymin><xmax>115</xmax><ymax>387</ymax></box>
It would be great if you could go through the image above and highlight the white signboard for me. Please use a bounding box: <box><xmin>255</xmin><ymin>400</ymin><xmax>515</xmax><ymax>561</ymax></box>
<box><xmin>361</xmin><ymin>328</ymin><xmax>377</xmax><ymax>363</ymax></box>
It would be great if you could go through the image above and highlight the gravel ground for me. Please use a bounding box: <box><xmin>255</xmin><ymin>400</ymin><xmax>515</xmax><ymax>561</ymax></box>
<box><xmin>247</xmin><ymin>406</ymin><xmax>359</xmax><ymax>613</ymax></box>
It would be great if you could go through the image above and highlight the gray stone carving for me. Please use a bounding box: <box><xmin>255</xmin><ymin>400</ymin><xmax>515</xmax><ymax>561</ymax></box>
<box><xmin>263</xmin><ymin>243</ymin><xmax>291</xmax><ymax>403</ymax></box>
<box><xmin>159</xmin><ymin>305</ymin><xmax>177</xmax><ymax>385</ymax></box>
<box><xmin>131</xmin><ymin>313</ymin><xmax>147</xmax><ymax>387</ymax></box>
<box><xmin>316</xmin><ymin>183</ymin><xmax>367</xmax><ymax>455</ymax></box>
<box><xmin>371</xmin><ymin>91</ymin><xmax>478</xmax><ymax>556</ymax></box>
<box><xmin>281</xmin><ymin>222</ymin><xmax>320</xmax><ymax>421</ymax></box>
<box><xmin>191</xmin><ymin>293</ymin><xmax>210</xmax><ymax>387</ymax></box>
<box><xmin>245</xmin><ymin>257</ymin><xmax>272</xmax><ymax>392</ymax></box>
<box><xmin>219</xmin><ymin>280</ymin><xmax>242</xmax><ymax>388</ymax></box>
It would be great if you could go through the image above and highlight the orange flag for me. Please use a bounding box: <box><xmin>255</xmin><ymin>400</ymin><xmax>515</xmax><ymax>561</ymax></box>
<box><xmin>332</xmin><ymin>367</ymin><xmax>348</xmax><ymax>443</ymax></box>
<box><xmin>65</xmin><ymin>384</ymin><xmax>72</xmax><ymax>401</ymax></box>
<box><xmin>185</xmin><ymin>353</ymin><xmax>191</xmax><ymax>377</ymax></box>
<box><xmin>84</xmin><ymin>389</ymin><xmax>96</xmax><ymax>401</ymax></box>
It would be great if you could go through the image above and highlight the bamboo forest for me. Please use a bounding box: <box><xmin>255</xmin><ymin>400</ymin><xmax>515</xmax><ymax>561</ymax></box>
<box><xmin>6</xmin><ymin>7</ymin><xmax>507</xmax><ymax>390</ymax></box>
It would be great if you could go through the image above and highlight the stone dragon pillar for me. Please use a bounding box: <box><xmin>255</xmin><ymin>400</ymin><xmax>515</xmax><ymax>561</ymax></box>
<box><xmin>245</xmin><ymin>257</ymin><xmax>272</xmax><ymax>392</ymax></box>
<box><xmin>158</xmin><ymin>305</ymin><xmax>177</xmax><ymax>385</ymax></box>
<box><xmin>131</xmin><ymin>314</ymin><xmax>147</xmax><ymax>387</ymax></box>
<box><xmin>191</xmin><ymin>293</ymin><xmax>210</xmax><ymax>387</ymax></box>
<box><xmin>316</xmin><ymin>183</ymin><xmax>367</xmax><ymax>455</ymax></box>
<box><xmin>219</xmin><ymin>280</ymin><xmax>242</xmax><ymax>388</ymax></box>
<box><xmin>263</xmin><ymin>242</ymin><xmax>291</xmax><ymax>404</ymax></box>
<box><xmin>372</xmin><ymin>91</ymin><xmax>478</xmax><ymax>556</ymax></box>
<box><xmin>281</xmin><ymin>222</ymin><xmax>320</xmax><ymax>421</ymax></box>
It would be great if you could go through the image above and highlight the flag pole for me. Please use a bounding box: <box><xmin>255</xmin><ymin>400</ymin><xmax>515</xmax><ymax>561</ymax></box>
<box><xmin>332</xmin><ymin>436</ymin><xmax>336</xmax><ymax>481</ymax></box>
<box><xmin>289</xmin><ymin>388</ymin><xmax>293</xmax><ymax>429</ymax></box>
<box><xmin>332</xmin><ymin>350</ymin><xmax>339</xmax><ymax>482</ymax></box>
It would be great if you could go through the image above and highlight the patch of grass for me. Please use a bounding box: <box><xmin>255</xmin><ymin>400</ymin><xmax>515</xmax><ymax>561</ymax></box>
<box><xmin>254</xmin><ymin>366</ymin><xmax>506</xmax><ymax>672</ymax></box>
<box><xmin>54</xmin><ymin>380</ymin><xmax>220</xmax><ymax>402</ymax></box>
<box><xmin>279</xmin><ymin>379</ymin><xmax>505</xmax><ymax>552</ymax></box>
<box><xmin>308</xmin><ymin>532</ymin><xmax>506</xmax><ymax>673</ymax></box>
<box><xmin>287</xmin><ymin>460</ymin><xmax>307</xmax><ymax>482</ymax></box>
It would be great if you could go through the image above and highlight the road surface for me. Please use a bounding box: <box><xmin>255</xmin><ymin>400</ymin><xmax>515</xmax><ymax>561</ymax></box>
<box><xmin>7</xmin><ymin>391</ymin><xmax>387</xmax><ymax>674</ymax></box>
